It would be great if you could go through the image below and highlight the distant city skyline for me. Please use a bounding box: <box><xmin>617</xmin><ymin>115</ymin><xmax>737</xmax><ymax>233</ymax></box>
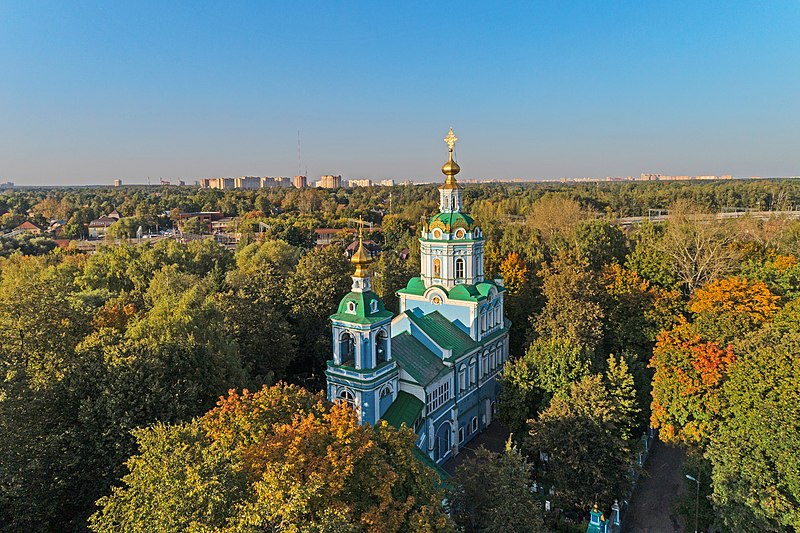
<box><xmin>1</xmin><ymin>1</ymin><xmax>799</xmax><ymax>185</ymax></box>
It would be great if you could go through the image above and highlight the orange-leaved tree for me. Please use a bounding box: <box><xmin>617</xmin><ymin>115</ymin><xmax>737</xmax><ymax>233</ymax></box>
<box><xmin>650</xmin><ymin>319</ymin><xmax>735</xmax><ymax>446</ymax></box>
<box><xmin>91</xmin><ymin>383</ymin><xmax>452</xmax><ymax>532</ymax></box>
<box><xmin>499</xmin><ymin>251</ymin><xmax>529</xmax><ymax>295</ymax></box>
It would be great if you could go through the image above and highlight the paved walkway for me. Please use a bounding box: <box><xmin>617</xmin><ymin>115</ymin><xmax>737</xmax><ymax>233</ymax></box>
<box><xmin>624</xmin><ymin>440</ymin><xmax>687</xmax><ymax>533</ymax></box>
<box><xmin>442</xmin><ymin>420</ymin><xmax>511</xmax><ymax>475</ymax></box>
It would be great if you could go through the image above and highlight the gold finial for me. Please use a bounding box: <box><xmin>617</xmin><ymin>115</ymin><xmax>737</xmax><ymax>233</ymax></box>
<box><xmin>444</xmin><ymin>127</ymin><xmax>458</xmax><ymax>152</ymax></box>
<box><xmin>441</xmin><ymin>127</ymin><xmax>461</xmax><ymax>185</ymax></box>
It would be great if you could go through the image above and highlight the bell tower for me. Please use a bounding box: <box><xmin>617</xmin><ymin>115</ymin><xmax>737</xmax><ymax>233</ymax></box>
<box><xmin>326</xmin><ymin>231</ymin><xmax>399</xmax><ymax>425</ymax></box>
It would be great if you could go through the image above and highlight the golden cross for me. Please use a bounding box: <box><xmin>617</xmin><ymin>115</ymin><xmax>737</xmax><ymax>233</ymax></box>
<box><xmin>444</xmin><ymin>127</ymin><xmax>458</xmax><ymax>152</ymax></box>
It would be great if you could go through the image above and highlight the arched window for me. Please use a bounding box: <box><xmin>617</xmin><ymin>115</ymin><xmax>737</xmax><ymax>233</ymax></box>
<box><xmin>347</xmin><ymin>301</ymin><xmax>356</xmax><ymax>313</ymax></box>
<box><xmin>451</xmin><ymin>196</ymin><xmax>455</xmax><ymax>210</ymax></box>
<box><xmin>433</xmin><ymin>258</ymin><xmax>441</xmax><ymax>277</ymax></box>
<box><xmin>380</xmin><ymin>385</ymin><xmax>392</xmax><ymax>399</ymax></box>
<box><xmin>489</xmin><ymin>349</ymin><xmax>496</xmax><ymax>370</ymax></box>
<box><xmin>469</xmin><ymin>359</ymin><xmax>477</xmax><ymax>387</ymax></box>
<box><xmin>340</xmin><ymin>331</ymin><xmax>355</xmax><ymax>366</ymax></box>
<box><xmin>338</xmin><ymin>388</ymin><xmax>355</xmax><ymax>407</ymax></box>
<box><xmin>458</xmin><ymin>365</ymin><xmax>467</xmax><ymax>393</ymax></box>
<box><xmin>376</xmin><ymin>330</ymin><xmax>388</xmax><ymax>365</ymax></box>
<box><xmin>370</xmin><ymin>300</ymin><xmax>378</xmax><ymax>313</ymax></box>
<box><xmin>482</xmin><ymin>352</ymin><xmax>489</xmax><ymax>376</ymax></box>
<box><xmin>455</xmin><ymin>258</ymin><xmax>465</xmax><ymax>280</ymax></box>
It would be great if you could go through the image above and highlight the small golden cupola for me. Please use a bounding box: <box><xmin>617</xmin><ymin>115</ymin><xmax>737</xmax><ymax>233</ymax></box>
<box><xmin>440</xmin><ymin>126</ymin><xmax>461</xmax><ymax>189</ymax></box>
<box><xmin>350</xmin><ymin>229</ymin><xmax>372</xmax><ymax>286</ymax></box>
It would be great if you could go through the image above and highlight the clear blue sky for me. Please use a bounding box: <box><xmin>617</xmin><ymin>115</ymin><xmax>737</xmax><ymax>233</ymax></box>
<box><xmin>1</xmin><ymin>1</ymin><xmax>799</xmax><ymax>185</ymax></box>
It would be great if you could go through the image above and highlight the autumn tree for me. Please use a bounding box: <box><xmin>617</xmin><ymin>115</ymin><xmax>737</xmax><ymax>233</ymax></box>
<box><xmin>688</xmin><ymin>276</ymin><xmax>779</xmax><ymax>343</ymax></box>
<box><xmin>740</xmin><ymin>253</ymin><xmax>800</xmax><ymax>300</ymax></box>
<box><xmin>90</xmin><ymin>384</ymin><xmax>453</xmax><ymax>532</ymax></box>
<box><xmin>649</xmin><ymin>319</ymin><xmax>735</xmax><ymax>447</ymax></box>
<box><xmin>625</xmin><ymin>222</ymin><xmax>680</xmax><ymax>290</ymax></box>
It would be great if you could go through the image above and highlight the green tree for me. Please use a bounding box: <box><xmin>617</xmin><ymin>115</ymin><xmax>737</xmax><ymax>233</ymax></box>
<box><xmin>706</xmin><ymin>308</ymin><xmax>800</xmax><ymax>531</ymax></box>
<box><xmin>604</xmin><ymin>354</ymin><xmax>641</xmax><ymax>441</ymax></box>
<box><xmin>372</xmin><ymin>250</ymin><xmax>414</xmax><ymax>314</ymax></box>
<box><xmin>449</xmin><ymin>443</ymin><xmax>546</xmax><ymax>533</ymax></box>
<box><xmin>182</xmin><ymin>216</ymin><xmax>205</xmax><ymax>235</ymax></box>
<box><xmin>526</xmin><ymin>375</ymin><xmax>633</xmax><ymax>514</ymax></box>
<box><xmin>534</xmin><ymin>251</ymin><xmax>605</xmax><ymax>352</ymax></box>
<box><xmin>571</xmin><ymin>219</ymin><xmax>627</xmax><ymax>270</ymax></box>
<box><xmin>625</xmin><ymin>222</ymin><xmax>680</xmax><ymax>290</ymax></box>
<box><xmin>286</xmin><ymin>245</ymin><xmax>352</xmax><ymax>373</ymax></box>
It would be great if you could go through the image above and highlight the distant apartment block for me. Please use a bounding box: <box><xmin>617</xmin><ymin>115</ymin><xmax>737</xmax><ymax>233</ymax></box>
<box><xmin>317</xmin><ymin>175</ymin><xmax>342</xmax><ymax>188</ymax></box>
<box><xmin>380</xmin><ymin>179</ymin><xmax>395</xmax><ymax>186</ymax></box>
<box><xmin>294</xmin><ymin>175</ymin><xmax>308</xmax><ymax>188</ymax></box>
<box><xmin>348</xmin><ymin>179</ymin><xmax>372</xmax><ymax>187</ymax></box>
<box><xmin>198</xmin><ymin>176</ymin><xmax>292</xmax><ymax>190</ymax></box>
<box><xmin>113</xmin><ymin>179</ymin><xmax>122</xmax><ymax>187</ymax></box>
<box><xmin>234</xmin><ymin>176</ymin><xmax>260</xmax><ymax>189</ymax></box>
<box><xmin>639</xmin><ymin>173</ymin><xmax>732</xmax><ymax>182</ymax></box>
<box><xmin>0</xmin><ymin>182</ymin><xmax>14</xmax><ymax>189</ymax></box>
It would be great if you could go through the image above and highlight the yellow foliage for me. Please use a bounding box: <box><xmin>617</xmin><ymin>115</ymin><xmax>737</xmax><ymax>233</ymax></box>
<box><xmin>689</xmin><ymin>277</ymin><xmax>779</xmax><ymax>322</ymax></box>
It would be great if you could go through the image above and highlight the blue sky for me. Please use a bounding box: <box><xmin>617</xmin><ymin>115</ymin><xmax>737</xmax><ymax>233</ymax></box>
<box><xmin>1</xmin><ymin>1</ymin><xmax>799</xmax><ymax>185</ymax></box>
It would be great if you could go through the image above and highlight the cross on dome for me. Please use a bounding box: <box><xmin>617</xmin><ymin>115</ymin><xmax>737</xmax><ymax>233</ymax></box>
<box><xmin>444</xmin><ymin>127</ymin><xmax>458</xmax><ymax>152</ymax></box>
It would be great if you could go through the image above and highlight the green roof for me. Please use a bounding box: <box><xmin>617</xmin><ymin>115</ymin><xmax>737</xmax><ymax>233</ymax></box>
<box><xmin>447</xmin><ymin>284</ymin><xmax>481</xmax><ymax>301</ymax></box>
<box><xmin>382</xmin><ymin>391</ymin><xmax>424</xmax><ymax>429</ymax></box>
<box><xmin>427</xmin><ymin>211</ymin><xmax>476</xmax><ymax>233</ymax></box>
<box><xmin>476</xmin><ymin>281</ymin><xmax>506</xmax><ymax>296</ymax></box>
<box><xmin>398</xmin><ymin>278</ymin><xmax>506</xmax><ymax>302</ymax></box>
<box><xmin>330</xmin><ymin>290</ymin><xmax>393</xmax><ymax>325</ymax></box>
<box><xmin>398</xmin><ymin>276</ymin><xmax>427</xmax><ymax>296</ymax></box>
<box><xmin>391</xmin><ymin>332</ymin><xmax>449</xmax><ymax>386</ymax></box>
<box><xmin>406</xmin><ymin>310</ymin><xmax>477</xmax><ymax>361</ymax></box>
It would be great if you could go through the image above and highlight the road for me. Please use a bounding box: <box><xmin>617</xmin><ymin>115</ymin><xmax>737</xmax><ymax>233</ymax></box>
<box><xmin>624</xmin><ymin>440</ymin><xmax>687</xmax><ymax>533</ymax></box>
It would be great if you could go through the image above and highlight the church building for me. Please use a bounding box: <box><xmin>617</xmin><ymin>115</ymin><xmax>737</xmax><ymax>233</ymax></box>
<box><xmin>326</xmin><ymin>129</ymin><xmax>509</xmax><ymax>465</ymax></box>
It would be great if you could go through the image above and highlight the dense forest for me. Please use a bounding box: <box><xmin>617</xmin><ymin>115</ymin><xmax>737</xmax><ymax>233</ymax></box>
<box><xmin>1</xmin><ymin>180</ymin><xmax>799</xmax><ymax>531</ymax></box>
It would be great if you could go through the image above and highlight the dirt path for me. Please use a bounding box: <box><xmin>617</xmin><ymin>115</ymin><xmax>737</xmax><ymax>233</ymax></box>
<box><xmin>624</xmin><ymin>439</ymin><xmax>687</xmax><ymax>533</ymax></box>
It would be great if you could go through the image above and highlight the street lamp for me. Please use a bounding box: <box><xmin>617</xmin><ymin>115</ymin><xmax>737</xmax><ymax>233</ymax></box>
<box><xmin>685</xmin><ymin>474</ymin><xmax>700</xmax><ymax>533</ymax></box>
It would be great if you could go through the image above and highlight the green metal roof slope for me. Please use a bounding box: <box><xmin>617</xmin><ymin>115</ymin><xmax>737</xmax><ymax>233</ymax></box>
<box><xmin>330</xmin><ymin>290</ymin><xmax>394</xmax><ymax>325</ymax></box>
<box><xmin>397</xmin><ymin>276</ymin><xmax>427</xmax><ymax>296</ymax></box>
<box><xmin>382</xmin><ymin>390</ymin><xmax>424</xmax><ymax>429</ymax></box>
<box><xmin>406</xmin><ymin>310</ymin><xmax>477</xmax><ymax>360</ymax></box>
<box><xmin>391</xmin><ymin>332</ymin><xmax>449</xmax><ymax>386</ymax></box>
<box><xmin>427</xmin><ymin>211</ymin><xmax>476</xmax><ymax>231</ymax></box>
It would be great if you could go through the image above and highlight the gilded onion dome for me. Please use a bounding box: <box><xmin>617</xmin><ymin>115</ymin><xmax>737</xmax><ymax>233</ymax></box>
<box><xmin>351</xmin><ymin>233</ymin><xmax>371</xmax><ymax>277</ymax></box>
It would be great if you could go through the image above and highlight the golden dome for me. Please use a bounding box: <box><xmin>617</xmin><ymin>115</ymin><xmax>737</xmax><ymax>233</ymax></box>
<box><xmin>441</xmin><ymin>153</ymin><xmax>461</xmax><ymax>179</ymax></box>
<box><xmin>351</xmin><ymin>235</ymin><xmax>371</xmax><ymax>277</ymax></box>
